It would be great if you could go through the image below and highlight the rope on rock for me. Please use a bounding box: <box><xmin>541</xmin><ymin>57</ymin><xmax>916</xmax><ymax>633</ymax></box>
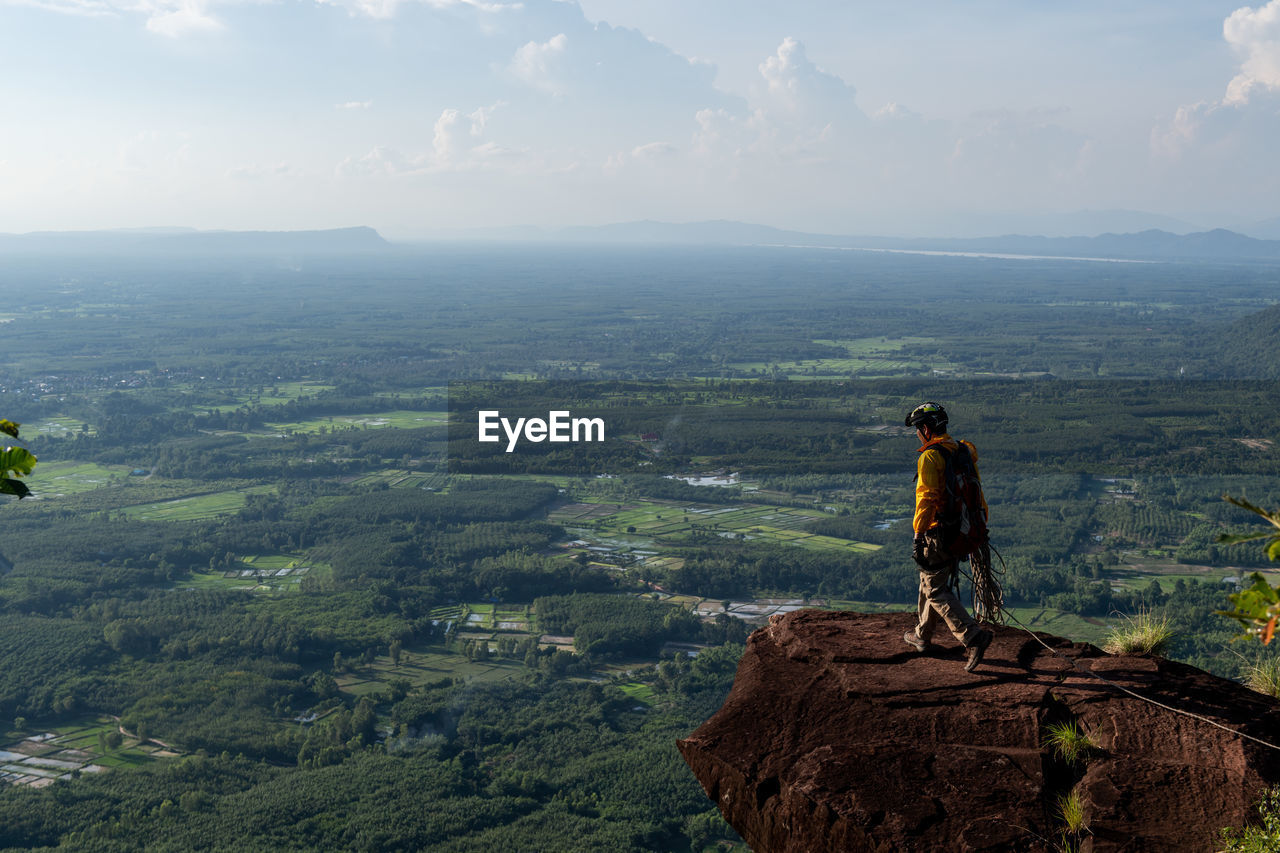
<box><xmin>1000</xmin><ymin>608</ymin><xmax>1280</xmax><ymax>753</ymax></box>
<box><xmin>951</xmin><ymin>542</ymin><xmax>1280</xmax><ymax>751</ymax></box>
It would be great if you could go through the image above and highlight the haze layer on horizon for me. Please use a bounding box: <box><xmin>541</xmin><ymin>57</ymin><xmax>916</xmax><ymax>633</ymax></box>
<box><xmin>4</xmin><ymin>0</ymin><xmax>1280</xmax><ymax>238</ymax></box>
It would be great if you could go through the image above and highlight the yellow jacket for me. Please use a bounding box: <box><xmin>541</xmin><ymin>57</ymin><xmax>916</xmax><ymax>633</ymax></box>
<box><xmin>913</xmin><ymin>434</ymin><xmax>987</xmax><ymax>534</ymax></box>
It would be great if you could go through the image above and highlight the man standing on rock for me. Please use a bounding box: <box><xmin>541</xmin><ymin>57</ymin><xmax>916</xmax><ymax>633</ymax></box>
<box><xmin>902</xmin><ymin>401</ymin><xmax>993</xmax><ymax>672</ymax></box>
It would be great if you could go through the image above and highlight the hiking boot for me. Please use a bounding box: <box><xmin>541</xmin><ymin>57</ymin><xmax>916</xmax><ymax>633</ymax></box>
<box><xmin>964</xmin><ymin>628</ymin><xmax>993</xmax><ymax>672</ymax></box>
<box><xmin>903</xmin><ymin>631</ymin><xmax>930</xmax><ymax>653</ymax></box>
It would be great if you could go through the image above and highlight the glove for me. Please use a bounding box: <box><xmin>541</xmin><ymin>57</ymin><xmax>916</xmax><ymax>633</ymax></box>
<box><xmin>912</xmin><ymin>533</ymin><xmax>928</xmax><ymax>567</ymax></box>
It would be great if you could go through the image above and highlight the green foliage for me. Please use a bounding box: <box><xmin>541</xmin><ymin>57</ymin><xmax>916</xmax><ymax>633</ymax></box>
<box><xmin>1219</xmin><ymin>574</ymin><xmax>1280</xmax><ymax>645</ymax></box>
<box><xmin>1217</xmin><ymin>496</ymin><xmax>1280</xmax><ymax>643</ymax></box>
<box><xmin>1218</xmin><ymin>496</ymin><xmax>1280</xmax><ymax>562</ymax></box>
<box><xmin>0</xmin><ymin>419</ymin><xmax>37</xmax><ymax>499</ymax></box>
<box><xmin>0</xmin><ymin>669</ymin><xmax>743</xmax><ymax>851</ymax></box>
<box><xmin>0</xmin><ymin>615</ymin><xmax>111</xmax><ymax>718</ymax></box>
<box><xmin>1102</xmin><ymin>609</ymin><xmax>1174</xmax><ymax>655</ymax></box>
<box><xmin>535</xmin><ymin>594</ymin><xmax>700</xmax><ymax>659</ymax></box>
<box><xmin>1043</xmin><ymin>720</ymin><xmax>1097</xmax><ymax>765</ymax></box>
<box><xmin>1220</xmin><ymin>786</ymin><xmax>1280</xmax><ymax>852</ymax></box>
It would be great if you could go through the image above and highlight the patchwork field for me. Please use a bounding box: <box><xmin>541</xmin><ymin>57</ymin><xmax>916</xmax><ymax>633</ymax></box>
<box><xmin>265</xmin><ymin>410</ymin><xmax>448</xmax><ymax>434</ymax></box>
<box><xmin>173</xmin><ymin>554</ymin><xmax>324</xmax><ymax>593</ymax></box>
<box><xmin>120</xmin><ymin>485</ymin><xmax>277</xmax><ymax>521</ymax></box>
<box><xmin>1108</xmin><ymin>556</ymin><xmax>1279</xmax><ymax>591</ymax></box>
<box><xmin>723</xmin><ymin>336</ymin><xmax>955</xmax><ymax>378</ymax></box>
<box><xmin>336</xmin><ymin>649</ymin><xmax>526</xmax><ymax>697</ymax></box>
<box><xmin>1</xmin><ymin>716</ymin><xmax>174</xmax><ymax>789</ymax></box>
<box><xmin>346</xmin><ymin>470</ymin><xmax>450</xmax><ymax>490</ymax></box>
<box><xmin>24</xmin><ymin>417</ymin><xmax>94</xmax><ymax>438</ymax></box>
<box><xmin>29</xmin><ymin>461</ymin><xmax>129</xmax><ymax>497</ymax></box>
<box><xmin>202</xmin><ymin>381</ymin><xmax>337</xmax><ymax>412</ymax></box>
<box><xmin>555</xmin><ymin>499</ymin><xmax>880</xmax><ymax>553</ymax></box>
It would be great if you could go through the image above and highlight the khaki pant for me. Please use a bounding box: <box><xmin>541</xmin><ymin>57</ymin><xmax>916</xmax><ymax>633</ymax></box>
<box><xmin>913</xmin><ymin>532</ymin><xmax>980</xmax><ymax>646</ymax></box>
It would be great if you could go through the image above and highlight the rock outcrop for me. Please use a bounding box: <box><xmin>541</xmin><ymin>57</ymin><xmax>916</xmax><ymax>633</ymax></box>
<box><xmin>678</xmin><ymin>611</ymin><xmax>1280</xmax><ymax>852</ymax></box>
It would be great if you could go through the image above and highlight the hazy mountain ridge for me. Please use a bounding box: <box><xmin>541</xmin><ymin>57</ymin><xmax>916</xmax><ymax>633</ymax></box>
<box><xmin>883</xmin><ymin>227</ymin><xmax>1280</xmax><ymax>260</ymax></box>
<box><xmin>7</xmin><ymin>221</ymin><xmax>1280</xmax><ymax>261</ymax></box>
<box><xmin>427</xmin><ymin>219</ymin><xmax>1280</xmax><ymax>261</ymax></box>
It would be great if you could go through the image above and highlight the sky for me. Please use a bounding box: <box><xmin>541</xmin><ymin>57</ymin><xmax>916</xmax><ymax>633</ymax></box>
<box><xmin>2</xmin><ymin>0</ymin><xmax>1279</xmax><ymax>238</ymax></box>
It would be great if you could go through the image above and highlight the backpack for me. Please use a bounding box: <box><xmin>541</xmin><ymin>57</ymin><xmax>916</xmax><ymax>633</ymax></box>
<box><xmin>931</xmin><ymin>441</ymin><xmax>988</xmax><ymax>561</ymax></box>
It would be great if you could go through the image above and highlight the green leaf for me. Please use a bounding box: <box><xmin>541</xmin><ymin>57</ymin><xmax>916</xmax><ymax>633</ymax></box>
<box><xmin>0</xmin><ymin>445</ymin><xmax>36</xmax><ymax>479</ymax></box>
<box><xmin>1269</xmin><ymin>539</ymin><xmax>1280</xmax><ymax>562</ymax></box>
<box><xmin>1218</xmin><ymin>531</ymin><xmax>1273</xmax><ymax>545</ymax></box>
<box><xmin>0</xmin><ymin>478</ymin><xmax>31</xmax><ymax>499</ymax></box>
<box><xmin>1224</xmin><ymin>495</ymin><xmax>1280</xmax><ymax>530</ymax></box>
<box><xmin>1245</xmin><ymin>573</ymin><xmax>1280</xmax><ymax>602</ymax></box>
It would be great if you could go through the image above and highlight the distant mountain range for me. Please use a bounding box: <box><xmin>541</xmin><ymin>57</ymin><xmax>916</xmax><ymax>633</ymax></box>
<box><xmin>435</xmin><ymin>219</ymin><xmax>1280</xmax><ymax>262</ymax></box>
<box><xmin>1241</xmin><ymin>215</ymin><xmax>1280</xmax><ymax>241</ymax></box>
<box><xmin>5</xmin><ymin>221</ymin><xmax>1280</xmax><ymax>262</ymax></box>
<box><xmin>0</xmin><ymin>226</ymin><xmax>390</xmax><ymax>255</ymax></box>
<box><xmin>854</xmin><ymin>227</ymin><xmax>1280</xmax><ymax>261</ymax></box>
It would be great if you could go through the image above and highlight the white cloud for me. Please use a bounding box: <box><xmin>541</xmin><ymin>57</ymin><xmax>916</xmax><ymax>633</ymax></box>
<box><xmin>689</xmin><ymin>37</ymin><xmax>869</xmax><ymax>166</ymax></box>
<box><xmin>432</xmin><ymin>103</ymin><xmax>506</xmax><ymax>165</ymax></box>
<box><xmin>313</xmin><ymin>0</ymin><xmax>519</xmax><ymax>20</ymax></box>
<box><xmin>4</xmin><ymin>0</ymin><xmax>113</xmax><ymax>16</ymax></box>
<box><xmin>1</xmin><ymin>0</ymin><xmax>517</xmax><ymax>30</ymax></box>
<box><xmin>604</xmin><ymin>140</ymin><xmax>676</xmax><ymax>172</ymax></box>
<box><xmin>873</xmin><ymin>102</ymin><xmax>920</xmax><ymax>123</ymax></box>
<box><xmin>339</xmin><ymin>102</ymin><xmax>518</xmax><ymax>177</ymax></box>
<box><xmin>631</xmin><ymin>141</ymin><xmax>676</xmax><ymax>160</ymax></box>
<box><xmin>1224</xmin><ymin>0</ymin><xmax>1280</xmax><ymax>103</ymax></box>
<box><xmin>140</xmin><ymin>0</ymin><xmax>222</xmax><ymax>36</ymax></box>
<box><xmin>509</xmin><ymin>32</ymin><xmax>568</xmax><ymax>95</ymax></box>
<box><xmin>756</xmin><ymin>37</ymin><xmax>864</xmax><ymax>128</ymax></box>
<box><xmin>118</xmin><ymin>130</ymin><xmax>193</xmax><ymax>173</ymax></box>
<box><xmin>227</xmin><ymin>161</ymin><xmax>299</xmax><ymax>180</ymax></box>
<box><xmin>14</xmin><ymin>0</ymin><xmax>227</xmax><ymax>35</ymax></box>
<box><xmin>467</xmin><ymin>103</ymin><xmax>501</xmax><ymax>136</ymax></box>
<box><xmin>1151</xmin><ymin>101</ymin><xmax>1209</xmax><ymax>161</ymax></box>
<box><xmin>336</xmin><ymin>101</ymin><xmax>372</xmax><ymax>110</ymax></box>
<box><xmin>1149</xmin><ymin>1</ymin><xmax>1280</xmax><ymax>212</ymax></box>
<box><xmin>337</xmin><ymin>145</ymin><xmax>424</xmax><ymax>177</ymax></box>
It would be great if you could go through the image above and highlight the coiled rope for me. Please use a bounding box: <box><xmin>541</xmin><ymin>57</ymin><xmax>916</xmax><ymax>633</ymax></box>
<box><xmin>945</xmin><ymin>542</ymin><xmax>1008</xmax><ymax>625</ymax></box>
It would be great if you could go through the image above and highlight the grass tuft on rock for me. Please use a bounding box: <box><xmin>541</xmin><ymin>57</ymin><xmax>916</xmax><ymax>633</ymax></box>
<box><xmin>1102</xmin><ymin>609</ymin><xmax>1173</xmax><ymax>655</ymax></box>
<box><xmin>1043</xmin><ymin>720</ymin><xmax>1097</xmax><ymax>765</ymax></box>
<box><xmin>1246</xmin><ymin>657</ymin><xmax>1280</xmax><ymax>699</ymax></box>
<box><xmin>1058</xmin><ymin>788</ymin><xmax>1088</xmax><ymax>838</ymax></box>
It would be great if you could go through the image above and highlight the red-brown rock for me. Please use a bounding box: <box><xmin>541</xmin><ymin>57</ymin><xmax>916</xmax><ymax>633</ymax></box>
<box><xmin>677</xmin><ymin>610</ymin><xmax>1280</xmax><ymax>852</ymax></box>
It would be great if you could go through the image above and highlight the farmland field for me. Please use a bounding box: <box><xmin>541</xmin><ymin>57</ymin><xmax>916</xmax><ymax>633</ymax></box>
<box><xmin>336</xmin><ymin>648</ymin><xmax>527</xmax><ymax>697</ymax></box>
<box><xmin>172</xmin><ymin>554</ymin><xmax>324</xmax><ymax>593</ymax></box>
<box><xmin>347</xmin><ymin>469</ymin><xmax>450</xmax><ymax>489</ymax></box>
<box><xmin>557</xmin><ymin>499</ymin><xmax>881</xmax><ymax>553</ymax></box>
<box><xmin>202</xmin><ymin>381</ymin><xmax>337</xmax><ymax>412</ymax></box>
<box><xmin>120</xmin><ymin>485</ymin><xmax>276</xmax><ymax>521</ymax></box>
<box><xmin>29</xmin><ymin>461</ymin><xmax>129</xmax><ymax>497</ymax></box>
<box><xmin>265</xmin><ymin>410</ymin><xmax>447</xmax><ymax>433</ymax></box>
